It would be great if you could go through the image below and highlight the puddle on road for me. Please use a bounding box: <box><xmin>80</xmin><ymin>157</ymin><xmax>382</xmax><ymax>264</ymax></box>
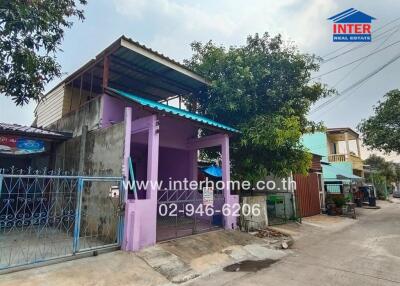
<box><xmin>223</xmin><ymin>259</ymin><xmax>277</xmax><ymax>272</ymax></box>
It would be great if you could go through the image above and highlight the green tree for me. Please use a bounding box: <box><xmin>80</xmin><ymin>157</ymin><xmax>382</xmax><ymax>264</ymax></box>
<box><xmin>0</xmin><ymin>0</ymin><xmax>87</xmax><ymax>105</ymax></box>
<box><xmin>358</xmin><ymin>89</ymin><xmax>400</xmax><ymax>153</ymax></box>
<box><xmin>364</xmin><ymin>154</ymin><xmax>395</xmax><ymax>182</ymax></box>
<box><xmin>184</xmin><ymin>33</ymin><xmax>332</xmax><ymax>180</ymax></box>
<box><xmin>364</xmin><ymin>154</ymin><xmax>399</xmax><ymax>196</ymax></box>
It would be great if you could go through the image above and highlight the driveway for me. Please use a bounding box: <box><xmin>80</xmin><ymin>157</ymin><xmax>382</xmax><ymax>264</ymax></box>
<box><xmin>188</xmin><ymin>201</ymin><xmax>400</xmax><ymax>286</ymax></box>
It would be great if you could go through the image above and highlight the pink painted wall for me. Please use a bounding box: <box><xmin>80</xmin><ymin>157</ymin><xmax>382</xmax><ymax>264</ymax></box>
<box><xmin>158</xmin><ymin>147</ymin><xmax>190</xmax><ymax>182</ymax></box>
<box><xmin>101</xmin><ymin>94</ymin><xmax>126</xmax><ymax>128</ymax></box>
<box><xmin>128</xmin><ymin>143</ymin><xmax>190</xmax><ymax>199</ymax></box>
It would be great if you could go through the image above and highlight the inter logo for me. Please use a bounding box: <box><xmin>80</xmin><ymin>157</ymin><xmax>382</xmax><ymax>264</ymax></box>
<box><xmin>328</xmin><ymin>8</ymin><xmax>376</xmax><ymax>42</ymax></box>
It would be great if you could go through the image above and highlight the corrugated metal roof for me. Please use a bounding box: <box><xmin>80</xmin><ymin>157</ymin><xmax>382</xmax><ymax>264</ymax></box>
<box><xmin>106</xmin><ymin>88</ymin><xmax>239</xmax><ymax>133</ymax></box>
<box><xmin>120</xmin><ymin>36</ymin><xmax>206</xmax><ymax>82</ymax></box>
<box><xmin>0</xmin><ymin>123</ymin><xmax>71</xmax><ymax>139</ymax></box>
<box><xmin>44</xmin><ymin>35</ymin><xmax>208</xmax><ymax>99</ymax></box>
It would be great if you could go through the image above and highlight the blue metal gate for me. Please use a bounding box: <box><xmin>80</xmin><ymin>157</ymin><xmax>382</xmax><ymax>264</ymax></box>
<box><xmin>0</xmin><ymin>174</ymin><xmax>124</xmax><ymax>271</ymax></box>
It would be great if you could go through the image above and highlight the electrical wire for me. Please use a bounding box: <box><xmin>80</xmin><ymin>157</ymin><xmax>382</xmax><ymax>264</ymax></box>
<box><xmin>310</xmin><ymin>24</ymin><xmax>400</xmax><ymax>117</ymax></box>
<box><xmin>310</xmin><ymin>50</ymin><xmax>400</xmax><ymax>115</ymax></box>
<box><xmin>332</xmin><ymin>27</ymin><xmax>400</xmax><ymax>88</ymax></box>
<box><xmin>311</xmin><ymin>39</ymin><xmax>400</xmax><ymax>79</ymax></box>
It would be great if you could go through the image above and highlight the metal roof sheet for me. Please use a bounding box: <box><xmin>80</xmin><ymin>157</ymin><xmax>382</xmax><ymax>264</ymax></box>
<box><xmin>44</xmin><ymin>36</ymin><xmax>208</xmax><ymax>100</ymax></box>
<box><xmin>0</xmin><ymin>123</ymin><xmax>71</xmax><ymax>140</ymax></box>
<box><xmin>106</xmin><ymin>88</ymin><xmax>239</xmax><ymax>133</ymax></box>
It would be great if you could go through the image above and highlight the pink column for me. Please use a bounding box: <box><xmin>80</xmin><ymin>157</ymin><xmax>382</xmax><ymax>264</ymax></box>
<box><xmin>123</xmin><ymin>107</ymin><xmax>132</xmax><ymax>201</ymax></box>
<box><xmin>221</xmin><ymin>134</ymin><xmax>239</xmax><ymax>230</ymax></box>
<box><xmin>142</xmin><ymin>115</ymin><xmax>159</xmax><ymax>246</ymax></box>
<box><xmin>122</xmin><ymin>114</ymin><xmax>159</xmax><ymax>251</ymax></box>
<box><xmin>188</xmin><ymin>149</ymin><xmax>198</xmax><ymax>181</ymax></box>
<box><xmin>122</xmin><ymin>107</ymin><xmax>132</xmax><ymax>251</ymax></box>
<box><xmin>147</xmin><ymin>115</ymin><xmax>159</xmax><ymax>199</ymax></box>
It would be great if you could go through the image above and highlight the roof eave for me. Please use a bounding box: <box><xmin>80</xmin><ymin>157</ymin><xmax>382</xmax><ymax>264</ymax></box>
<box><xmin>0</xmin><ymin>130</ymin><xmax>72</xmax><ymax>141</ymax></box>
<box><xmin>105</xmin><ymin>87</ymin><xmax>238</xmax><ymax>134</ymax></box>
<box><xmin>120</xmin><ymin>36</ymin><xmax>209</xmax><ymax>86</ymax></box>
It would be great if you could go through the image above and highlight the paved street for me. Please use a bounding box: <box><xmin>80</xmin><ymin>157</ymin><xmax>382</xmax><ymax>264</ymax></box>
<box><xmin>1</xmin><ymin>200</ymin><xmax>399</xmax><ymax>286</ymax></box>
<box><xmin>188</xmin><ymin>200</ymin><xmax>400</xmax><ymax>286</ymax></box>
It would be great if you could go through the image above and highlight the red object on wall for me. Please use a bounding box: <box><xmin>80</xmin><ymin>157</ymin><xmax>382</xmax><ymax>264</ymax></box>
<box><xmin>0</xmin><ymin>135</ymin><xmax>17</xmax><ymax>148</ymax></box>
<box><xmin>294</xmin><ymin>173</ymin><xmax>321</xmax><ymax>217</ymax></box>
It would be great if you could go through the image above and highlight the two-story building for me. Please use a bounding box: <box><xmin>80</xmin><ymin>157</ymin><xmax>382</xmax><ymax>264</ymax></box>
<box><xmin>302</xmin><ymin>128</ymin><xmax>364</xmax><ymax>194</ymax></box>
<box><xmin>37</xmin><ymin>36</ymin><xmax>241</xmax><ymax>250</ymax></box>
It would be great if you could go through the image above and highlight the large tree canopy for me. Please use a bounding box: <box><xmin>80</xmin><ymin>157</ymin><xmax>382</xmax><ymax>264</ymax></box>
<box><xmin>358</xmin><ymin>89</ymin><xmax>400</xmax><ymax>154</ymax></box>
<box><xmin>185</xmin><ymin>33</ymin><xmax>332</xmax><ymax>180</ymax></box>
<box><xmin>364</xmin><ymin>154</ymin><xmax>397</xmax><ymax>182</ymax></box>
<box><xmin>0</xmin><ymin>0</ymin><xmax>87</xmax><ymax>105</ymax></box>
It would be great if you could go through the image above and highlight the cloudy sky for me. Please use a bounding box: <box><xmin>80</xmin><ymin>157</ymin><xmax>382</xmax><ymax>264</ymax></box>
<box><xmin>1</xmin><ymin>0</ymin><xmax>400</xmax><ymax>161</ymax></box>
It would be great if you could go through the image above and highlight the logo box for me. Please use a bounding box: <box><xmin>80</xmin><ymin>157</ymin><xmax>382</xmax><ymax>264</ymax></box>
<box><xmin>328</xmin><ymin>8</ymin><xmax>376</xmax><ymax>42</ymax></box>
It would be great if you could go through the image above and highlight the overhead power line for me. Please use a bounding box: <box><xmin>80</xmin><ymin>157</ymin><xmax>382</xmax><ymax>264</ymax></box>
<box><xmin>331</xmin><ymin>27</ymin><xmax>400</xmax><ymax>88</ymax></box>
<box><xmin>310</xmin><ymin>27</ymin><xmax>400</xmax><ymax>117</ymax></box>
<box><xmin>312</xmin><ymin>39</ymin><xmax>400</xmax><ymax>79</ymax></box>
<box><xmin>310</xmin><ymin>50</ymin><xmax>400</xmax><ymax>115</ymax></box>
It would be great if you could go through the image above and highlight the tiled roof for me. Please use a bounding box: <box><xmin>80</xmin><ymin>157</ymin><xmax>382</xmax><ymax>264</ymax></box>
<box><xmin>0</xmin><ymin>123</ymin><xmax>72</xmax><ymax>139</ymax></box>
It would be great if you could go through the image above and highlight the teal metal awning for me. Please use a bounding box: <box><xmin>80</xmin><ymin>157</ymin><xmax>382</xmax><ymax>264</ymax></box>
<box><xmin>323</xmin><ymin>163</ymin><xmax>363</xmax><ymax>182</ymax></box>
<box><xmin>106</xmin><ymin>88</ymin><xmax>239</xmax><ymax>133</ymax></box>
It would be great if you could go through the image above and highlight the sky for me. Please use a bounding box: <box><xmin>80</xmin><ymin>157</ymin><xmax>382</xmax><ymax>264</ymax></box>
<box><xmin>1</xmin><ymin>0</ymin><xmax>400</xmax><ymax>161</ymax></box>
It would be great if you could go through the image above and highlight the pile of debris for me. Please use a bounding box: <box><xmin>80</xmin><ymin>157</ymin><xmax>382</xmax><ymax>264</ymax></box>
<box><xmin>253</xmin><ymin>227</ymin><xmax>292</xmax><ymax>249</ymax></box>
<box><xmin>255</xmin><ymin>227</ymin><xmax>288</xmax><ymax>239</ymax></box>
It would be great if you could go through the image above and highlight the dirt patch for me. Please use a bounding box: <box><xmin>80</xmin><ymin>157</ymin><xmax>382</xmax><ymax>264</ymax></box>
<box><xmin>223</xmin><ymin>259</ymin><xmax>277</xmax><ymax>272</ymax></box>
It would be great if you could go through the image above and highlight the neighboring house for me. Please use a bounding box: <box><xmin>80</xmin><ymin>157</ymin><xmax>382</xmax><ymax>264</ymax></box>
<box><xmin>302</xmin><ymin>128</ymin><xmax>364</xmax><ymax>194</ymax></box>
<box><xmin>0</xmin><ymin>123</ymin><xmax>72</xmax><ymax>171</ymax></box>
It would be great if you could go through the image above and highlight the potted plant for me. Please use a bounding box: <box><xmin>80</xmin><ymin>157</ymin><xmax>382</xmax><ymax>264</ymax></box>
<box><xmin>332</xmin><ymin>196</ymin><xmax>346</xmax><ymax>215</ymax></box>
<box><xmin>326</xmin><ymin>195</ymin><xmax>337</xmax><ymax>216</ymax></box>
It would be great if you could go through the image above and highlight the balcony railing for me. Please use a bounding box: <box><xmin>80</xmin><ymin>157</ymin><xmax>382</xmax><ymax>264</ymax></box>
<box><xmin>327</xmin><ymin>154</ymin><xmax>363</xmax><ymax>171</ymax></box>
<box><xmin>327</xmin><ymin>154</ymin><xmax>346</xmax><ymax>162</ymax></box>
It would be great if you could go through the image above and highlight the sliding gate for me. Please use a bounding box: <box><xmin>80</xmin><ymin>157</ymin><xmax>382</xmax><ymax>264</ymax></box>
<box><xmin>0</xmin><ymin>174</ymin><xmax>124</xmax><ymax>271</ymax></box>
<box><xmin>156</xmin><ymin>189</ymin><xmax>225</xmax><ymax>241</ymax></box>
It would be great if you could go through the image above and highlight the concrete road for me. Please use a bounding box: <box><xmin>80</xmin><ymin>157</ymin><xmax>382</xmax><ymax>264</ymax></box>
<box><xmin>188</xmin><ymin>200</ymin><xmax>400</xmax><ymax>286</ymax></box>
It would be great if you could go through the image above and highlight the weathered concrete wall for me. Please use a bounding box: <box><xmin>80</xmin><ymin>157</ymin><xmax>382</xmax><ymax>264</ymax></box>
<box><xmin>53</xmin><ymin>123</ymin><xmax>124</xmax><ymax>176</ymax></box>
<box><xmin>82</xmin><ymin>123</ymin><xmax>125</xmax><ymax>243</ymax></box>
<box><xmin>84</xmin><ymin>123</ymin><xmax>125</xmax><ymax>176</ymax></box>
<box><xmin>52</xmin><ymin>122</ymin><xmax>125</xmax><ymax>243</ymax></box>
<box><xmin>48</xmin><ymin>96</ymin><xmax>102</xmax><ymax>137</ymax></box>
<box><xmin>240</xmin><ymin>195</ymin><xmax>268</xmax><ymax>231</ymax></box>
<box><xmin>53</xmin><ymin>136</ymin><xmax>80</xmax><ymax>172</ymax></box>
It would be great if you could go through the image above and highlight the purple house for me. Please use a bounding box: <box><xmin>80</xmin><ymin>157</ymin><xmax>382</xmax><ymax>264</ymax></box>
<box><xmin>34</xmin><ymin>36</ymin><xmax>239</xmax><ymax>251</ymax></box>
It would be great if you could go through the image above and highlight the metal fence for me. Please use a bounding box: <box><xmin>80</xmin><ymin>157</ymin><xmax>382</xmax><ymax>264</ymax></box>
<box><xmin>156</xmin><ymin>189</ymin><xmax>225</xmax><ymax>241</ymax></box>
<box><xmin>0</xmin><ymin>173</ymin><xmax>123</xmax><ymax>271</ymax></box>
<box><xmin>266</xmin><ymin>192</ymin><xmax>300</xmax><ymax>225</ymax></box>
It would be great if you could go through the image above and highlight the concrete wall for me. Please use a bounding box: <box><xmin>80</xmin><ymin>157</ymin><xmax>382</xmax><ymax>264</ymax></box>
<box><xmin>53</xmin><ymin>123</ymin><xmax>125</xmax><ymax>243</ymax></box>
<box><xmin>48</xmin><ymin>96</ymin><xmax>102</xmax><ymax>137</ymax></box>
<box><xmin>84</xmin><ymin>123</ymin><xmax>125</xmax><ymax>176</ymax></box>
<box><xmin>240</xmin><ymin>195</ymin><xmax>268</xmax><ymax>231</ymax></box>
